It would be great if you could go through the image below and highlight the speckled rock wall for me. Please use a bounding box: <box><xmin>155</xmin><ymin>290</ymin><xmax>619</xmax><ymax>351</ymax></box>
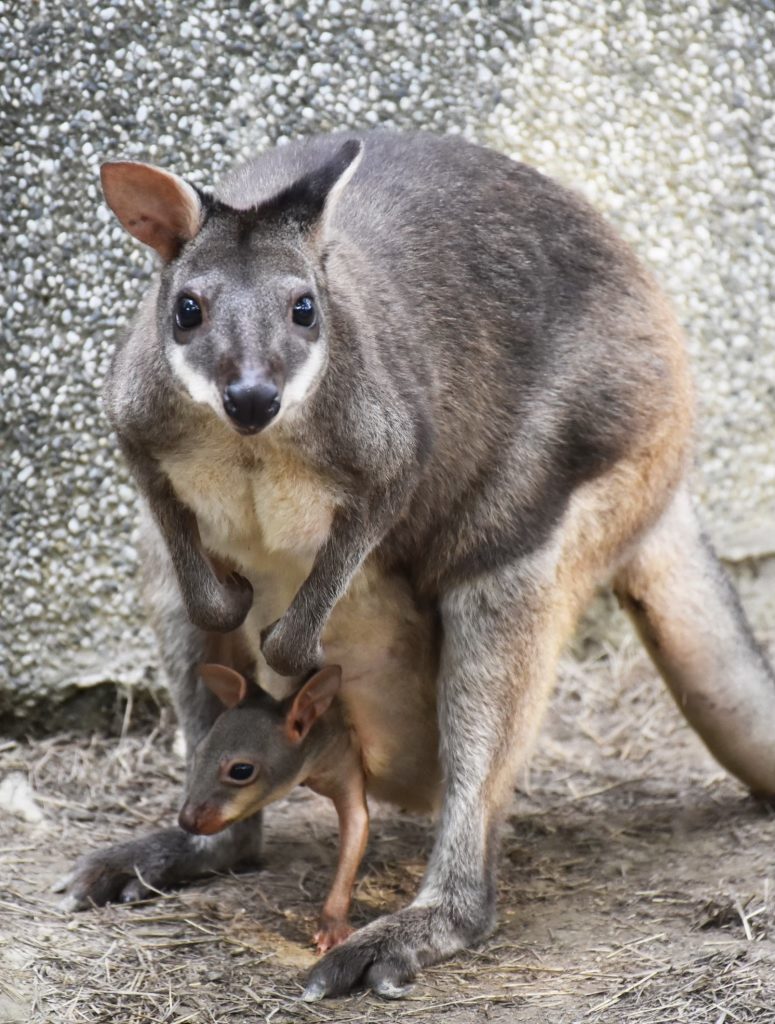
<box><xmin>2</xmin><ymin>0</ymin><xmax>774</xmax><ymax>723</ymax></box>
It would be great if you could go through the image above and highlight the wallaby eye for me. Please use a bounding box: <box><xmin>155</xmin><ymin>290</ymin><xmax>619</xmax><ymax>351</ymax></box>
<box><xmin>175</xmin><ymin>295</ymin><xmax>203</xmax><ymax>330</ymax></box>
<box><xmin>292</xmin><ymin>295</ymin><xmax>316</xmax><ymax>328</ymax></box>
<box><xmin>227</xmin><ymin>762</ymin><xmax>256</xmax><ymax>783</ymax></box>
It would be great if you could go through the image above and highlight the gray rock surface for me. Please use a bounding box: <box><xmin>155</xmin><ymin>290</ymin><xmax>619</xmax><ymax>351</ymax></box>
<box><xmin>2</xmin><ymin>0</ymin><xmax>774</xmax><ymax>722</ymax></box>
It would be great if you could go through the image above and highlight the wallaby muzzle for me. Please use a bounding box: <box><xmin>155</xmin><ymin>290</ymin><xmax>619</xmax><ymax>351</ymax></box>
<box><xmin>178</xmin><ymin>800</ymin><xmax>227</xmax><ymax>835</ymax></box>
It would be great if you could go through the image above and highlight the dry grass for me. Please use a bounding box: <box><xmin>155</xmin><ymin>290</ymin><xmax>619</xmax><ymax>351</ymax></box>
<box><xmin>2</xmin><ymin>640</ymin><xmax>774</xmax><ymax>1023</ymax></box>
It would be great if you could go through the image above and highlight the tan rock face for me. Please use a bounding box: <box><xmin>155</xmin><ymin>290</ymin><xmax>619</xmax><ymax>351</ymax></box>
<box><xmin>2</xmin><ymin>1</ymin><xmax>773</xmax><ymax>719</ymax></box>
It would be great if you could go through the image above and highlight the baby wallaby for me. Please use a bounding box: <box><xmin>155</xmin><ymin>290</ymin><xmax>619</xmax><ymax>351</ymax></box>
<box><xmin>179</xmin><ymin>664</ymin><xmax>367</xmax><ymax>953</ymax></box>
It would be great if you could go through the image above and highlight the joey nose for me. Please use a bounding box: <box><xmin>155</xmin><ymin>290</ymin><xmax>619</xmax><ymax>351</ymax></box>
<box><xmin>223</xmin><ymin>376</ymin><xmax>280</xmax><ymax>433</ymax></box>
<box><xmin>178</xmin><ymin>802</ymin><xmax>226</xmax><ymax>835</ymax></box>
<box><xmin>178</xmin><ymin>805</ymin><xmax>198</xmax><ymax>834</ymax></box>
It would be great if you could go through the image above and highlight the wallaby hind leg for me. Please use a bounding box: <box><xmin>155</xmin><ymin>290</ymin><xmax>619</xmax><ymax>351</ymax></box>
<box><xmin>614</xmin><ymin>486</ymin><xmax>775</xmax><ymax>796</ymax></box>
<box><xmin>55</xmin><ymin>508</ymin><xmax>264</xmax><ymax>910</ymax></box>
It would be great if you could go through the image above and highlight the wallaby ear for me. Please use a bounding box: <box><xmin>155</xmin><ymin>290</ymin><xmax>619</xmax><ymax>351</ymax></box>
<box><xmin>199</xmin><ymin>664</ymin><xmax>249</xmax><ymax>709</ymax></box>
<box><xmin>285</xmin><ymin>665</ymin><xmax>342</xmax><ymax>744</ymax></box>
<box><xmin>100</xmin><ymin>161</ymin><xmax>203</xmax><ymax>262</ymax></box>
<box><xmin>260</xmin><ymin>139</ymin><xmax>363</xmax><ymax>243</ymax></box>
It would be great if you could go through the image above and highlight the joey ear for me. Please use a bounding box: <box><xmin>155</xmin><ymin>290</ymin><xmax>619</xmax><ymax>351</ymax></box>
<box><xmin>100</xmin><ymin>161</ymin><xmax>203</xmax><ymax>262</ymax></box>
<box><xmin>284</xmin><ymin>665</ymin><xmax>342</xmax><ymax>744</ymax></box>
<box><xmin>261</xmin><ymin>139</ymin><xmax>363</xmax><ymax>243</ymax></box>
<box><xmin>199</xmin><ymin>664</ymin><xmax>250</xmax><ymax>709</ymax></box>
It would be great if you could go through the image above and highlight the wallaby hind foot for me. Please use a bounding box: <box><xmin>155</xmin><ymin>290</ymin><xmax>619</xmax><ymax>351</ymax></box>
<box><xmin>53</xmin><ymin>820</ymin><xmax>263</xmax><ymax>911</ymax></box>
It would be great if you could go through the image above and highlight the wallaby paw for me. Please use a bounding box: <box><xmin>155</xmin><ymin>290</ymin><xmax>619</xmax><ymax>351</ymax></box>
<box><xmin>53</xmin><ymin>828</ymin><xmax>194</xmax><ymax>911</ymax></box>
<box><xmin>260</xmin><ymin>616</ymin><xmax>322</xmax><ymax>677</ymax></box>
<box><xmin>186</xmin><ymin>572</ymin><xmax>254</xmax><ymax>633</ymax></box>
<box><xmin>54</xmin><ymin>854</ymin><xmax>151</xmax><ymax>911</ymax></box>
<box><xmin>313</xmin><ymin>918</ymin><xmax>354</xmax><ymax>954</ymax></box>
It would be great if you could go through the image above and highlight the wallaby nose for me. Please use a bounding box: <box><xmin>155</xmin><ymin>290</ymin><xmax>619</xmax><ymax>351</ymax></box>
<box><xmin>178</xmin><ymin>804</ymin><xmax>199</xmax><ymax>834</ymax></box>
<box><xmin>223</xmin><ymin>375</ymin><xmax>280</xmax><ymax>433</ymax></box>
<box><xmin>178</xmin><ymin>802</ymin><xmax>226</xmax><ymax>835</ymax></box>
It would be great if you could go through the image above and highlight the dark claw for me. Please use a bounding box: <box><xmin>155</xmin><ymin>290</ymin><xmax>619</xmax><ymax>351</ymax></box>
<box><xmin>373</xmin><ymin>978</ymin><xmax>413</xmax><ymax>1000</ymax></box>
<box><xmin>366</xmin><ymin>959</ymin><xmax>414</xmax><ymax>999</ymax></box>
<box><xmin>51</xmin><ymin>872</ymin><xmax>71</xmax><ymax>894</ymax></box>
<box><xmin>300</xmin><ymin>979</ymin><xmax>327</xmax><ymax>1003</ymax></box>
<box><xmin>119</xmin><ymin>878</ymin><xmax>150</xmax><ymax>903</ymax></box>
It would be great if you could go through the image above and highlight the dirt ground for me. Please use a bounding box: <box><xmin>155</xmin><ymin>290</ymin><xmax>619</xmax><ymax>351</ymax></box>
<box><xmin>1</xmin><ymin>638</ymin><xmax>774</xmax><ymax>1024</ymax></box>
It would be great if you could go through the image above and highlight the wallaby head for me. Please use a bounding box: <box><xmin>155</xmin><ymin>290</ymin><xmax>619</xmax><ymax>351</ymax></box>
<box><xmin>178</xmin><ymin>664</ymin><xmax>342</xmax><ymax>835</ymax></box>
<box><xmin>100</xmin><ymin>139</ymin><xmax>363</xmax><ymax>436</ymax></box>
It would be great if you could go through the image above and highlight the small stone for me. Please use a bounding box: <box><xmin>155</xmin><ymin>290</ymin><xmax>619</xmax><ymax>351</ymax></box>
<box><xmin>0</xmin><ymin>773</ymin><xmax>44</xmax><ymax>824</ymax></box>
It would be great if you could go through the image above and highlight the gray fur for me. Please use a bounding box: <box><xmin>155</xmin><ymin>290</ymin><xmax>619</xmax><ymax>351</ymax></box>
<box><xmin>58</xmin><ymin>131</ymin><xmax>775</xmax><ymax>997</ymax></box>
<box><xmin>103</xmin><ymin>132</ymin><xmax>662</xmax><ymax>654</ymax></box>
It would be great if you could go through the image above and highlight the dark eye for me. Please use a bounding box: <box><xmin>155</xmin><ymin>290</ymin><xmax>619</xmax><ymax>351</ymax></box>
<box><xmin>227</xmin><ymin>763</ymin><xmax>255</xmax><ymax>782</ymax></box>
<box><xmin>292</xmin><ymin>295</ymin><xmax>316</xmax><ymax>328</ymax></box>
<box><xmin>175</xmin><ymin>295</ymin><xmax>203</xmax><ymax>330</ymax></box>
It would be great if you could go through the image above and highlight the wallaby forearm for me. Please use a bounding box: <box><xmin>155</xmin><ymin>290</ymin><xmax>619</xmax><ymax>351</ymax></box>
<box><xmin>124</xmin><ymin>441</ymin><xmax>254</xmax><ymax>633</ymax></box>
<box><xmin>260</xmin><ymin>492</ymin><xmax>404</xmax><ymax>675</ymax></box>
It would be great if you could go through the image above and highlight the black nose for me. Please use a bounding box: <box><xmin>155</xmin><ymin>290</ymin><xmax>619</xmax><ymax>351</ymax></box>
<box><xmin>223</xmin><ymin>376</ymin><xmax>280</xmax><ymax>432</ymax></box>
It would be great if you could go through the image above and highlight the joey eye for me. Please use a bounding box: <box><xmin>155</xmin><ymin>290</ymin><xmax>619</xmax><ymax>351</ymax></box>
<box><xmin>175</xmin><ymin>295</ymin><xmax>202</xmax><ymax>330</ymax></box>
<box><xmin>292</xmin><ymin>295</ymin><xmax>316</xmax><ymax>328</ymax></box>
<box><xmin>227</xmin><ymin>762</ymin><xmax>256</xmax><ymax>783</ymax></box>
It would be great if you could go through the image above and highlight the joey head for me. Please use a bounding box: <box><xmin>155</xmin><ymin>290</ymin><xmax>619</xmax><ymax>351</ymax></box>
<box><xmin>180</xmin><ymin>664</ymin><xmax>369</xmax><ymax>953</ymax></box>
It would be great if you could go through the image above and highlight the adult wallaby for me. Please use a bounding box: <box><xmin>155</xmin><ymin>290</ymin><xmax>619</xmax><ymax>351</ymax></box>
<box><xmin>56</xmin><ymin>131</ymin><xmax>775</xmax><ymax>1000</ymax></box>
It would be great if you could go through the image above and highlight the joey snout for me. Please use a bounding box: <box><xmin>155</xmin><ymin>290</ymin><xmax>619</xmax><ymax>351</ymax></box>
<box><xmin>222</xmin><ymin>372</ymin><xmax>281</xmax><ymax>434</ymax></box>
<box><xmin>178</xmin><ymin>800</ymin><xmax>228</xmax><ymax>835</ymax></box>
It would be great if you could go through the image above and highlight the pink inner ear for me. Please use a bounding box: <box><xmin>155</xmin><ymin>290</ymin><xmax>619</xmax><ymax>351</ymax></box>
<box><xmin>100</xmin><ymin>161</ymin><xmax>201</xmax><ymax>261</ymax></box>
<box><xmin>199</xmin><ymin>664</ymin><xmax>248</xmax><ymax>709</ymax></box>
<box><xmin>285</xmin><ymin>665</ymin><xmax>342</xmax><ymax>742</ymax></box>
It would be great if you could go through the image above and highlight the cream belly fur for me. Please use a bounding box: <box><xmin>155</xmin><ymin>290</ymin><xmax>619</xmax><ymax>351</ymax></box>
<box><xmin>161</xmin><ymin>422</ymin><xmax>442</xmax><ymax>814</ymax></box>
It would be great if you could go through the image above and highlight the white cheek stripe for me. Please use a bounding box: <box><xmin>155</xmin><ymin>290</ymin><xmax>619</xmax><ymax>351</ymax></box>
<box><xmin>279</xmin><ymin>342</ymin><xmax>325</xmax><ymax>417</ymax></box>
<box><xmin>168</xmin><ymin>345</ymin><xmax>224</xmax><ymax>417</ymax></box>
<box><xmin>168</xmin><ymin>340</ymin><xmax>325</xmax><ymax>428</ymax></box>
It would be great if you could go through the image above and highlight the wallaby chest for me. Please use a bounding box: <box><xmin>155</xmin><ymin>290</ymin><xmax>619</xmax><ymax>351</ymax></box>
<box><xmin>161</xmin><ymin>419</ymin><xmax>442</xmax><ymax>814</ymax></box>
<box><xmin>160</xmin><ymin>422</ymin><xmax>340</xmax><ymax>573</ymax></box>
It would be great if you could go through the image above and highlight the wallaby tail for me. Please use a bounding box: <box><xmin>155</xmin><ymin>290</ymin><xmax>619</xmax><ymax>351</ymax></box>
<box><xmin>614</xmin><ymin>487</ymin><xmax>775</xmax><ymax>796</ymax></box>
